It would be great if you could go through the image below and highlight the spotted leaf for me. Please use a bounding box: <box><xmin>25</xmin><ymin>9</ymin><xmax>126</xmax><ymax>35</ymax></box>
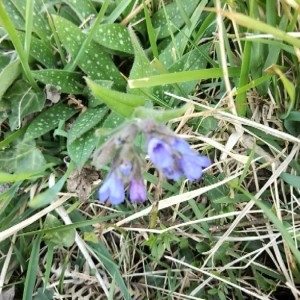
<box><xmin>32</xmin><ymin>70</ymin><xmax>83</xmax><ymax>94</ymax></box>
<box><xmin>68</xmin><ymin>129</ymin><xmax>98</xmax><ymax>169</ymax></box>
<box><xmin>63</xmin><ymin>0</ymin><xmax>96</xmax><ymax>22</ymax></box>
<box><xmin>67</xmin><ymin>107</ymin><xmax>108</xmax><ymax>143</ymax></box>
<box><xmin>152</xmin><ymin>0</ymin><xmax>200</xmax><ymax>39</ymax></box>
<box><xmin>52</xmin><ymin>15</ymin><xmax>126</xmax><ymax>89</ymax></box>
<box><xmin>93</xmin><ymin>24</ymin><xmax>133</xmax><ymax>54</ymax></box>
<box><xmin>85</xmin><ymin>77</ymin><xmax>145</xmax><ymax>117</ymax></box>
<box><xmin>25</xmin><ymin>103</ymin><xmax>77</xmax><ymax>140</ymax></box>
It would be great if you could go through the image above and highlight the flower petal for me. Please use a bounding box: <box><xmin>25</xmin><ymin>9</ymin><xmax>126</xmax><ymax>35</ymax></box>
<box><xmin>129</xmin><ymin>179</ymin><xmax>147</xmax><ymax>203</ymax></box>
<box><xmin>147</xmin><ymin>137</ymin><xmax>173</xmax><ymax>168</ymax></box>
<box><xmin>119</xmin><ymin>161</ymin><xmax>132</xmax><ymax>176</ymax></box>
<box><xmin>162</xmin><ymin>166</ymin><xmax>183</xmax><ymax>180</ymax></box>
<box><xmin>178</xmin><ymin>154</ymin><xmax>211</xmax><ymax>181</ymax></box>
<box><xmin>177</xmin><ymin>156</ymin><xmax>202</xmax><ymax>180</ymax></box>
<box><xmin>98</xmin><ymin>172</ymin><xmax>125</xmax><ymax>205</ymax></box>
<box><xmin>172</xmin><ymin>137</ymin><xmax>192</xmax><ymax>154</ymax></box>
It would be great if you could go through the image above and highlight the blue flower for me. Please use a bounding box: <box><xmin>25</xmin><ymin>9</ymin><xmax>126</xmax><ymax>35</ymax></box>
<box><xmin>177</xmin><ymin>154</ymin><xmax>211</xmax><ymax>181</ymax></box>
<box><xmin>161</xmin><ymin>165</ymin><xmax>183</xmax><ymax>181</ymax></box>
<box><xmin>98</xmin><ymin>172</ymin><xmax>125</xmax><ymax>205</ymax></box>
<box><xmin>147</xmin><ymin>137</ymin><xmax>174</xmax><ymax>169</ymax></box>
<box><xmin>129</xmin><ymin>179</ymin><xmax>147</xmax><ymax>203</ymax></box>
<box><xmin>147</xmin><ymin>136</ymin><xmax>211</xmax><ymax>181</ymax></box>
<box><xmin>118</xmin><ymin>161</ymin><xmax>132</xmax><ymax>176</ymax></box>
<box><xmin>173</xmin><ymin>137</ymin><xmax>211</xmax><ymax>180</ymax></box>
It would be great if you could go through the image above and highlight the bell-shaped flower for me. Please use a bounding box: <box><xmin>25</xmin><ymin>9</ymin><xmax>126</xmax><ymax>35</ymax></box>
<box><xmin>177</xmin><ymin>154</ymin><xmax>211</xmax><ymax>181</ymax></box>
<box><xmin>173</xmin><ymin>137</ymin><xmax>211</xmax><ymax>180</ymax></box>
<box><xmin>147</xmin><ymin>136</ymin><xmax>211</xmax><ymax>181</ymax></box>
<box><xmin>98</xmin><ymin>172</ymin><xmax>125</xmax><ymax>205</ymax></box>
<box><xmin>118</xmin><ymin>161</ymin><xmax>133</xmax><ymax>176</ymax></box>
<box><xmin>129</xmin><ymin>178</ymin><xmax>147</xmax><ymax>203</ymax></box>
<box><xmin>147</xmin><ymin>137</ymin><xmax>174</xmax><ymax>169</ymax></box>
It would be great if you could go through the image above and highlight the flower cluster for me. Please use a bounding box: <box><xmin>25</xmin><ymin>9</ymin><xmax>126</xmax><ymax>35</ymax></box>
<box><xmin>92</xmin><ymin>119</ymin><xmax>211</xmax><ymax>205</ymax></box>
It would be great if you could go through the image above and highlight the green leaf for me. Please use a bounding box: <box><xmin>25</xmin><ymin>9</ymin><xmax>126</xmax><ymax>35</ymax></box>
<box><xmin>280</xmin><ymin>172</ymin><xmax>300</xmax><ymax>189</ymax></box>
<box><xmin>85</xmin><ymin>77</ymin><xmax>145</xmax><ymax>117</ymax></box>
<box><xmin>10</xmin><ymin>0</ymin><xmax>51</xmax><ymax>41</ymax></box>
<box><xmin>152</xmin><ymin>43</ymin><xmax>211</xmax><ymax>100</ymax></box>
<box><xmin>128</xmin><ymin>67</ymin><xmax>240</xmax><ymax>88</ymax></box>
<box><xmin>283</xmin><ymin>110</ymin><xmax>300</xmax><ymax>136</ymax></box>
<box><xmin>22</xmin><ymin>235</ymin><xmax>42</xmax><ymax>300</ymax></box>
<box><xmin>68</xmin><ymin>129</ymin><xmax>98</xmax><ymax>169</ymax></box>
<box><xmin>68</xmin><ymin>107</ymin><xmax>108</xmax><ymax>143</ymax></box>
<box><xmin>0</xmin><ymin>169</ymin><xmax>48</xmax><ymax>183</ymax></box>
<box><xmin>93</xmin><ymin>24</ymin><xmax>133</xmax><ymax>54</ymax></box>
<box><xmin>18</xmin><ymin>32</ymin><xmax>57</xmax><ymax>68</ymax></box>
<box><xmin>28</xmin><ymin>163</ymin><xmax>74</xmax><ymax>208</ymax></box>
<box><xmin>85</xmin><ymin>78</ymin><xmax>145</xmax><ymax>117</ymax></box>
<box><xmin>204</xmin><ymin>174</ymin><xmax>229</xmax><ymax>203</ymax></box>
<box><xmin>89</xmin><ymin>241</ymin><xmax>132</xmax><ymax>300</ymax></box>
<box><xmin>43</xmin><ymin>214</ymin><xmax>75</xmax><ymax>248</ymax></box>
<box><xmin>128</xmin><ymin>28</ymin><xmax>154</xmax><ymax>81</ymax></box>
<box><xmin>100</xmin><ymin>111</ymin><xmax>125</xmax><ymax>132</ymax></box>
<box><xmin>267</xmin><ymin>65</ymin><xmax>295</xmax><ymax>118</ymax></box>
<box><xmin>0</xmin><ymin>140</ymin><xmax>47</xmax><ymax>174</ymax></box>
<box><xmin>0</xmin><ymin>127</ymin><xmax>26</xmax><ymax>149</ymax></box>
<box><xmin>52</xmin><ymin>14</ymin><xmax>125</xmax><ymax>88</ymax></box>
<box><xmin>2</xmin><ymin>0</ymin><xmax>25</xmax><ymax>30</ymax></box>
<box><xmin>0</xmin><ymin>54</ymin><xmax>11</xmax><ymax>70</ymax></box>
<box><xmin>133</xmin><ymin>104</ymin><xmax>192</xmax><ymax>123</ymax></box>
<box><xmin>25</xmin><ymin>103</ymin><xmax>77</xmax><ymax>140</ymax></box>
<box><xmin>33</xmin><ymin>288</ymin><xmax>54</xmax><ymax>300</ymax></box>
<box><xmin>169</xmin><ymin>44</ymin><xmax>210</xmax><ymax>87</ymax></box>
<box><xmin>0</xmin><ymin>59</ymin><xmax>22</xmax><ymax>100</ymax></box>
<box><xmin>33</xmin><ymin>70</ymin><xmax>84</xmax><ymax>94</ymax></box>
<box><xmin>63</xmin><ymin>0</ymin><xmax>97</xmax><ymax>21</ymax></box>
<box><xmin>4</xmin><ymin>80</ymin><xmax>45</xmax><ymax>130</ymax></box>
<box><xmin>152</xmin><ymin>0</ymin><xmax>200</xmax><ymax>39</ymax></box>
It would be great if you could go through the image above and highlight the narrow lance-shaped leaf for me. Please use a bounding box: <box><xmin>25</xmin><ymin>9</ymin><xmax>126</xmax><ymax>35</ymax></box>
<box><xmin>25</xmin><ymin>103</ymin><xmax>77</xmax><ymax>140</ymax></box>
<box><xmin>32</xmin><ymin>70</ymin><xmax>84</xmax><ymax>94</ymax></box>
<box><xmin>93</xmin><ymin>24</ymin><xmax>133</xmax><ymax>54</ymax></box>
<box><xmin>63</xmin><ymin>0</ymin><xmax>96</xmax><ymax>22</ymax></box>
<box><xmin>85</xmin><ymin>77</ymin><xmax>145</xmax><ymax>117</ymax></box>
<box><xmin>52</xmin><ymin>15</ymin><xmax>126</xmax><ymax>88</ymax></box>
<box><xmin>68</xmin><ymin>107</ymin><xmax>108</xmax><ymax>143</ymax></box>
<box><xmin>68</xmin><ymin>129</ymin><xmax>98</xmax><ymax>169</ymax></box>
<box><xmin>152</xmin><ymin>0</ymin><xmax>200</xmax><ymax>39</ymax></box>
<box><xmin>0</xmin><ymin>59</ymin><xmax>22</xmax><ymax>100</ymax></box>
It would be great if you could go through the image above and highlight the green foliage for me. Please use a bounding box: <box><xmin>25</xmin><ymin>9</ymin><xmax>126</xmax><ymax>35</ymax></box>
<box><xmin>143</xmin><ymin>232</ymin><xmax>181</xmax><ymax>260</ymax></box>
<box><xmin>32</xmin><ymin>70</ymin><xmax>83</xmax><ymax>94</ymax></box>
<box><xmin>0</xmin><ymin>1</ymin><xmax>300</xmax><ymax>299</ymax></box>
<box><xmin>0</xmin><ymin>139</ymin><xmax>47</xmax><ymax>173</ymax></box>
<box><xmin>43</xmin><ymin>214</ymin><xmax>75</xmax><ymax>248</ymax></box>
<box><xmin>51</xmin><ymin>14</ymin><xmax>126</xmax><ymax>88</ymax></box>
<box><xmin>24</xmin><ymin>103</ymin><xmax>77</xmax><ymax>140</ymax></box>
<box><xmin>0</xmin><ymin>59</ymin><xmax>22</xmax><ymax>99</ymax></box>
<box><xmin>93</xmin><ymin>24</ymin><xmax>134</xmax><ymax>54</ymax></box>
<box><xmin>85</xmin><ymin>77</ymin><xmax>145</xmax><ymax>117</ymax></box>
<box><xmin>4</xmin><ymin>80</ymin><xmax>45</xmax><ymax>130</ymax></box>
<box><xmin>152</xmin><ymin>0</ymin><xmax>200</xmax><ymax>39</ymax></box>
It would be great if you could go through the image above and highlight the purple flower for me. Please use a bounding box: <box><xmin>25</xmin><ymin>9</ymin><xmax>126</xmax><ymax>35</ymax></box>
<box><xmin>147</xmin><ymin>138</ymin><xmax>174</xmax><ymax>169</ymax></box>
<box><xmin>177</xmin><ymin>154</ymin><xmax>211</xmax><ymax>181</ymax></box>
<box><xmin>118</xmin><ymin>161</ymin><xmax>132</xmax><ymax>176</ymax></box>
<box><xmin>147</xmin><ymin>136</ymin><xmax>211</xmax><ymax>181</ymax></box>
<box><xmin>172</xmin><ymin>138</ymin><xmax>191</xmax><ymax>154</ymax></box>
<box><xmin>161</xmin><ymin>166</ymin><xmax>183</xmax><ymax>181</ymax></box>
<box><xmin>172</xmin><ymin>137</ymin><xmax>211</xmax><ymax>180</ymax></box>
<box><xmin>129</xmin><ymin>179</ymin><xmax>147</xmax><ymax>203</ymax></box>
<box><xmin>98</xmin><ymin>172</ymin><xmax>125</xmax><ymax>205</ymax></box>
